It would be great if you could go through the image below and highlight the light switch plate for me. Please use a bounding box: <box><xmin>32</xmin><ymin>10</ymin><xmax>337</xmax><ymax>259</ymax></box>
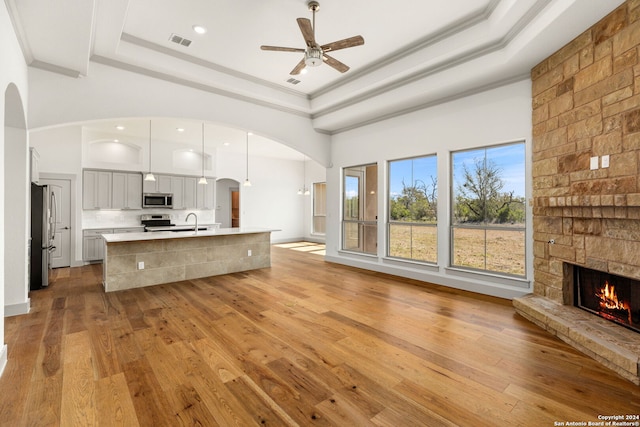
<box><xmin>601</xmin><ymin>155</ymin><xmax>610</xmax><ymax>168</ymax></box>
<box><xmin>590</xmin><ymin>156</ymin><xmax>599</xmax><ymax>170</ymax></box>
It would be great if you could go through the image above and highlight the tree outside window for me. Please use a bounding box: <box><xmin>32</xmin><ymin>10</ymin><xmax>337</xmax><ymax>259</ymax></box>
<box><xmin>388</xmin><ymin>155</ymin><xmax>437</xmax><ymax>263</ymax></box>
<box><xmin>451</xmin><ymin>143</ymin><xmax>526</xmax><ymax>276</ymax></box>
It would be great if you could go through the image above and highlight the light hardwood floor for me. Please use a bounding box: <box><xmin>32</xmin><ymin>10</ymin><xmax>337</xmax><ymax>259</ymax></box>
<box><xmin>1</xmin><ymin>244</ymin><xmax>638</xmax><ymax>426</ymax></box>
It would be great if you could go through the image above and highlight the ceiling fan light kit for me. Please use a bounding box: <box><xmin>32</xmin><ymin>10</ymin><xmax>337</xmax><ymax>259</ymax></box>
<box><xmin>260</xmin><ymin>1</ymin><xmax>364</xmax><ymax>76</ymax></box>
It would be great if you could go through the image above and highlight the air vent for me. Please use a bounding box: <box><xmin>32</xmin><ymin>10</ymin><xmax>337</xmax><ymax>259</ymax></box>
<box><xmin>286</xmin><ymin>78</ymin><xmax>301</xmax><ymax>85</ymax></box>
<box><xmin>169</xmin><ymin>33</ymin><xmax>192</xmax><ymax>47</ymax></box>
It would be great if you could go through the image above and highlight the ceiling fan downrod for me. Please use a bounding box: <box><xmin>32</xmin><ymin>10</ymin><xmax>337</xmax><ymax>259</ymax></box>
<box><xmin>308</xmin><ymin>1</ymin><xmax>319</xmax><ymax>44</ymax></box>
<box><xmin>305</xmin><ymin>1</ymin><xmax>322</xmax><ymax>67</ymax></box>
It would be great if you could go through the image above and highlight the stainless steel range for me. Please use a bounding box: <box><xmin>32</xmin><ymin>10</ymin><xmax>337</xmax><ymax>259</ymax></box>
<box><xmin>141</xmin><ymin>214</ymin><xmax>208</xmax><ymax>232</ymax></box>
<box><xmin>141</xmin><ymin>214</ymin><xmax>174</xmax><ymax>231</ymax></box>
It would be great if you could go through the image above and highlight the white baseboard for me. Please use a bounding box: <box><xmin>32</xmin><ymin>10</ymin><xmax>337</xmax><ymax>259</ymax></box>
<box><xmin>0</xmin><ymin>344</ymin><xmax>7</xmax><ymax>378</ymax></box>
<box><xmin>5</xmin><ymin>299</ymin><xmax>30</xmax><ymax>317</ymax></box>
<box><xmin>0</xmin><ymin>344</ymin><xmax>8</xmax><ymax>376</ymax></box>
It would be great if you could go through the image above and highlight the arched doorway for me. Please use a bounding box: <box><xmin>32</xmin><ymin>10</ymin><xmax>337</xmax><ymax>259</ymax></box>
<box><xmin>4</xmin><ymin>83</ymin><xmax>29</xmax><ymax>316</ymax></box>
<box><xmin>216</xmin><ymin>178</ymin><xmax>240</xmax><ymax>228</ymax></box>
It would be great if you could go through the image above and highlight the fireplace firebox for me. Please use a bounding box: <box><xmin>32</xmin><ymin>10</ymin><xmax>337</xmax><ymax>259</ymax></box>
<box><xmin>574</xmin><ymin>266</ymin><xmax>640</xmax><ymax>334</ymax></box>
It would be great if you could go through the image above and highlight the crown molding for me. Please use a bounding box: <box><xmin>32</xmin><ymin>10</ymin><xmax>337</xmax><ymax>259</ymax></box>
<box><xmin>120</xmin><ymin>33</ymin><xmax>309</xmax><ymax>100</ymax></box>
<box><xmin>319</xmin><ymin>73</ymin><xmax>531</xmax><ymax>135</ymax></box>
<box><xmin>90</xmin><ymin>55</ymin><xmax>312</xmax><ymax>119</ymax></box>
<box><xmin>310</xmin><ymin>0</ymin><xmax>502</xmax><ymax>99</ymax></box>
<box><xmin>311</xmin><ymin>0</ymin><xmax>551</xmax><ymax>120</ymax></box>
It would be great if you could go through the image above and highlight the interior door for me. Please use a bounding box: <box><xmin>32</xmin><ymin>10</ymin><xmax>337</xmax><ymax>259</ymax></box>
<box><xmin>40</xmin><ymin>178</ymin><xmax>71</xmax><ymax>268</ymax></box>
<box><xmin>231</xmin><ymin>189</ymin><xmax>240</xmax><ymax>227</ymax></box>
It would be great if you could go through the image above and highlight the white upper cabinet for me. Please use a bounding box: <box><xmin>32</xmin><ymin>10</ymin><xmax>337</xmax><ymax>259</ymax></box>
<box><xmin>196</xmin><ymin>181</ymin><xmax>215</xmax><ymax>210</ymax></box>
<box><xmin>183</xmin><ymin>177</ymin><xmax>197</xmax><ymax>210</ymax></box>
<box><xmin>112</xmin><ymin>172</ymin><xmax>142</xmax><ymax>210</ymax></box>
<box><xmin>83</xmin><ymin>170</ymin><xmax>113</xmax><ymax>210</ymax></box>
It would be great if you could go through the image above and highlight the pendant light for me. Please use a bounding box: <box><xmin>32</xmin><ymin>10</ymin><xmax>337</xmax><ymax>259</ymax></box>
<box><xmin>198</xmin><ymin>123</ymin><xmax>208</xmax><ymax>185</ymax></box>
<box><xmin>144</xmin><ymin>120</ymin><xmax>156</xmax><ymax>182</ymax></box>
<box><xmin>298</xmin><ymin>154</ymin><xmax>310</xmax><ymax>195</ymax></box>
<box><xmin>243</xmin><ymin>131</ymin><xmax>252</xmax><ymax>187</ymax></box>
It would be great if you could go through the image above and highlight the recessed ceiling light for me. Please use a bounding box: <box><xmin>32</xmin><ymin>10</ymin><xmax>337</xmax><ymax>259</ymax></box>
<box><xmin>223</xmin><ymin>142</ymin><xmax>230</xmax><ymax>146</ymax></box>
<box><xmin>300</xmin><ymin>68</ymin><xmax>308</xmax><ymax>75</ymax></box>
<box><xmin>114</xmin><ymin>139</ymin><xmax>119</xmax><ymax>142</ymax></box>
<box><xmin>176</xmin><ymin>127</ymin><xmax>185</xmax><ymax>132</ymax></box>
<box><xmin>192</xmin><ymin>25</ymin><xmax>207</xmax><ymax>35</ymax></box>
<box><xmin>115</xmin><ymin>125</ymin><xmax>124</xmax><ymax>130</ymax></box>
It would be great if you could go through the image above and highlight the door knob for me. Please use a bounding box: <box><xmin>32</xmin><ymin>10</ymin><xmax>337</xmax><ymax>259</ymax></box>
<box><xmin>62</xmin><ymin>226</ymin><xmax>70</xmax><ymax>230</ymax></box>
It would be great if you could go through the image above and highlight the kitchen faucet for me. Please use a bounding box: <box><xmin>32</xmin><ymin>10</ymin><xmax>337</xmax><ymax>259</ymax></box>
<box><xmin>185</xmin><ymin>212</ymin><xmax>198</xmax><ymax>234</ymax></box>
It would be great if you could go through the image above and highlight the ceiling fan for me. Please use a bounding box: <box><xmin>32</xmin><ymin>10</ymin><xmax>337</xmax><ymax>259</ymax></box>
<box><xmin>260</xmin><ymin>1</ymin><xmax>364</xmax><ymax>75</ymax></box>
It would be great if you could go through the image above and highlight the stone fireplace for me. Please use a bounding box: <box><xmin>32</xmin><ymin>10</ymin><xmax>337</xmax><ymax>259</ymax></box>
<box><xmin>513</xmin><ymin>1</ymin><xmax>640</xmax><ymax>385</ymax></box>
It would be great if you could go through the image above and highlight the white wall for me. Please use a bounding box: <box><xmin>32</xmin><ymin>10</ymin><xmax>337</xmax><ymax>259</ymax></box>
<box><xmin>1</xmin><ymin>0</ymin><xmax>30</xmax><ymax>374</ymax></box>
<box><xmin>4</xmin><ymin>125</ymin><xmax>29</xmax><ymax>314</ymax></box>
<box><xmin>302</xmin><ymin>159</ymin><xmax>326</xmax><ymax>243</ymax></box>
<box><xmin>327</xmin><ymin>79</ymin><xmax>533</xmax><ymax>299</ymax></box>
<box><xmin>30</xmin><ymin>126</ymin><xmax>84</xmax><ymax>264</ymax></box>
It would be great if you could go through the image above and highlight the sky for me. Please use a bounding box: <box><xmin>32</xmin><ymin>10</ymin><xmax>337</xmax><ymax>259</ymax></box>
<box><xmin>389</xmin><ymin>143</ymin><xmax>525</xmax><ymax>198</ymax></box>
<box><xmin>344</xmin><ymin>142</ymin><xmax>526</xmax><ymax>199</ymax></box>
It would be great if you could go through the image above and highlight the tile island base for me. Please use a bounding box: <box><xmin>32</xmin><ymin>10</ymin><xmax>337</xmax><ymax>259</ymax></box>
<box><xmin>102</xmin><ymin>228</ymin><xmax>274</xmax><ymax>292</ymax></box>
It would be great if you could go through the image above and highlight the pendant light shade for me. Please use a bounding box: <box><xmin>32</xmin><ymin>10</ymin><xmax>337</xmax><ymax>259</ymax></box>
<box><xmin>199</xmin><ymin>122</ymin><xmax>208</xmax><ymax>185</ymax></box>
<box><xmin>144</xmin><ymin>119</ymin><xmax>156</xmax><ymax>182</ymax></box>
<box><xmin>243</xmin><ymin>132</ymin><xmax>251</xmax><ymax>187</ymax></box>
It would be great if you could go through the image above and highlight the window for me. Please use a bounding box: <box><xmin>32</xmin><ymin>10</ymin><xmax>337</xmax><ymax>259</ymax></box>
<box><xmin>451</xmin><ymin>142</ymin><xmax>526</xmax><ymax>276</ymax></box>
<box><xmin>388</xmin><ymin>155</ymin><xmax>437</xmax><ymax>263</ymax></box>
<box><xmin>312</xmin><ymin>182</ymin><xmax>326</xmax><ymax>235</ymax></box>
<box><xmin>342</xmin><ymin>164</ymin><xmax>377</xmax><ymax>254</ymax></box>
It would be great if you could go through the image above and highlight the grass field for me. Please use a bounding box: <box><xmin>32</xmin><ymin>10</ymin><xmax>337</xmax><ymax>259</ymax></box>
<box><xmin>388</xmin><ymin>224</ymin><xmax>525</xmax><ymax>276</ymax></box>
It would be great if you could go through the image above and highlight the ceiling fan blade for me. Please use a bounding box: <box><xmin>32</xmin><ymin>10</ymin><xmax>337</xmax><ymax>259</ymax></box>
<box><xmin>290</xmin><ymin>58</ymin><xmax>307</xmax><ymax>75</ymax></box>
<box><xmin>260</xmin><ymin>45</ymin><xmax>305</xmax><ymax>53</ymax></box>
<box><xmin>321</xmin><ymin>35</ymin><xmax>364</xmax><ymax>52</ymax></box>
<box><xmin>297</xmin><ymin>18</ymin><xmax>316</xmax><ymax>47</ymax></box>
<box><xmin>323</xmin><ymin>54</ymin><xmax>350</xmax><ymax>73</ymax></box>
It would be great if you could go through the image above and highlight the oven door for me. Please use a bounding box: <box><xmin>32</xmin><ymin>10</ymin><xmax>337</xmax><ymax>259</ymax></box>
<box><xmin>143</xmin><ymin>193</ymin><xmax>173</xmax><ymax>208</ymax></box>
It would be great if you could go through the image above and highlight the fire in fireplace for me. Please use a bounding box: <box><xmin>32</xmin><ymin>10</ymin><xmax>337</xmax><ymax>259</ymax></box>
<box><xmin>574</xmin><ymin>266</ymin><xmax>640</xmax><ymax>333</ymax></box>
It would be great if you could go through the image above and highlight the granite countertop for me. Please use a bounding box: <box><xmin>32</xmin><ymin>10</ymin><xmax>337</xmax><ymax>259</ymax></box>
<box><xmin>103</xmin><ymin>227</ymin><xmax>279</xmax><ymax>243</ymax></box>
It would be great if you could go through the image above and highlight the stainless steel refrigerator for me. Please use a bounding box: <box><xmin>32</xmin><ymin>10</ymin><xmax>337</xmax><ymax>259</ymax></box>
<box><xmin>30</xmin><ymin>182</ymin><xmax>56</xmax><ymax>290</ymax></box>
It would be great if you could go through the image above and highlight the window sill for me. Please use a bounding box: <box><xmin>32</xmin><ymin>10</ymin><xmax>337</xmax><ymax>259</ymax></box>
<box><xmin>338</xmin><ymin>250</ymin><xmax>378</xmax><ymax>260</ymax></box>
<box><xmin>382</xmin><ymin>256</ymin><xmax>439</xmax><ymax>272</ymax></box>
<box><xmin>444</xmin><ymin>266</ymin><xmax>531</xmax><ymax>289</ymax></box>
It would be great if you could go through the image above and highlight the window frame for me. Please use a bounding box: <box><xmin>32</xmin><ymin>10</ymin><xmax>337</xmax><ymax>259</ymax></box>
<box><xmin>386</xmin><ymin>154</ymin><xmax>438</xmax><ymax>264</ymax></box>
<box><xmin>449</xmin><ymin>141</ymin><xmax>527</xmax><ymax>278</ymax></box>
<box><xmin>341</xmin><ymin>163</ymin><xmax>378</xmax><ymax>255</ymax></box>
<box><xmin>312</xmin><ymin>181</ymin><xmax>326</xmax><ymax>235</ymax></box>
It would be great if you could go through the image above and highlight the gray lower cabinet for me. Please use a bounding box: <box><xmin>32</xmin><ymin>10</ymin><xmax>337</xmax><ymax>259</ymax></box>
<box><xmin>83</xmin><ymin>227</ymin><xmax>144</xmax><ymax>261</ymax></box>
<box><xmin>83</xmin><ymin>229</ymin><xmax>113</xmax><ymax>261</ymax></box>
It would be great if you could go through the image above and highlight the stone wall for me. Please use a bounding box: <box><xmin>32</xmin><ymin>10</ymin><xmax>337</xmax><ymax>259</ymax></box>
<box><xmin>532</xmin><ymin>0</ymin><xmax>640</xmax><ymax>303</ymax></box>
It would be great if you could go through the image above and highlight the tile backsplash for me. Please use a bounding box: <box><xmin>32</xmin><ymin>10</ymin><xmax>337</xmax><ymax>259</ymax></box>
<box><xmin>82</xmin><ymin>209</ymin><xmax>216</xmax><ymax>229</ymax></box>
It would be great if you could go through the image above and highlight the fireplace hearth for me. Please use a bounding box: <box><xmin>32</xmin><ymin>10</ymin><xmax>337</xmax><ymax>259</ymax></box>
<box><xmin>574</xmin><ymin>266</ymin><xmax>640</xmax><ymax>334</ymax></box>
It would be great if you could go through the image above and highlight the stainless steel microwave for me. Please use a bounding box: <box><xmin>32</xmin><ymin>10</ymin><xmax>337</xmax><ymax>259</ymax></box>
<box><xmin>142</xmin><ymin>193</ymin><xmax>173</xmax><ymax>209</ymax></box>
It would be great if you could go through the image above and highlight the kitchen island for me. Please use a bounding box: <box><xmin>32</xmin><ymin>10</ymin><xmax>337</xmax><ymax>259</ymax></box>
<box><xmin>102</xmin><ymin>227</ymin><xmax>277</xmax><ymax>292</ymax></box>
